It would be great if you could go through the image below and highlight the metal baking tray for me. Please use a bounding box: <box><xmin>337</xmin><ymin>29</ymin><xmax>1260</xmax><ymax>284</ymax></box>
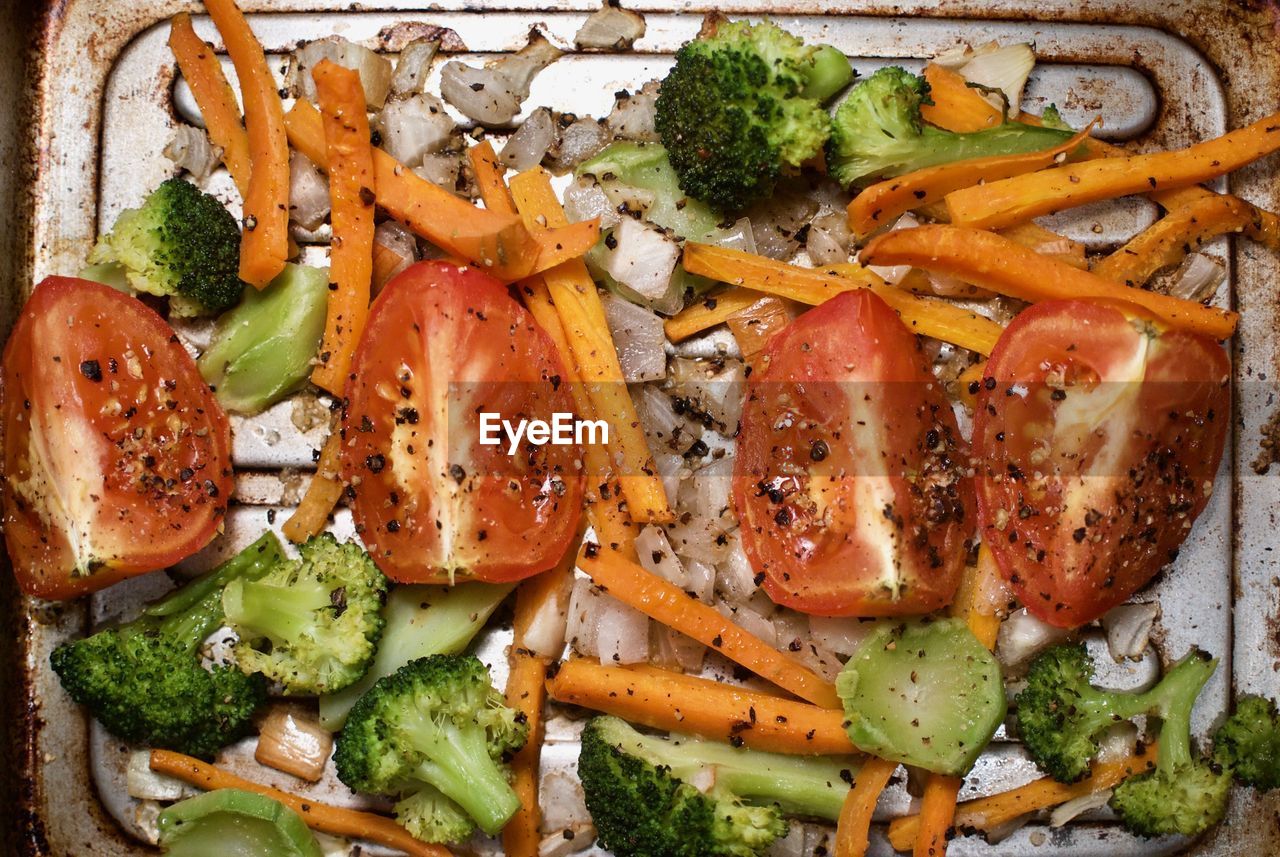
<box><xmin>4</xmin><ymin>1</ymin><xmax>1279</xmax><ymax>855</ymax></box>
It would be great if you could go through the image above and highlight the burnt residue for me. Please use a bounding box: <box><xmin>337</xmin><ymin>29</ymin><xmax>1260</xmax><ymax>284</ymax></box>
<box><xmin>375</xmin><ymin>21</ymin><xmax>468</xmax><ymax>53</ymax></box>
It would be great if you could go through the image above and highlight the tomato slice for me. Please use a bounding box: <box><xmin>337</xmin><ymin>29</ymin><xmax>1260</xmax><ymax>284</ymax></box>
<box><xmin>733</xmin><ymin>289</ymin><xmax>973</xmax><ymax>616</ymax></box>
<box><xmin>1</xmin><ymin>277</ymin><xmax>233</xmax><ymax>599</ymax></box>
<box><xmin>340</xmin><ymin>262</ymin><xmax>583</xmax><ymax>583</ymax></box>
<box><xmin>973</xmin><ymin>300</ymin><xmax>1230</xmax><ymax>628</ymax></box>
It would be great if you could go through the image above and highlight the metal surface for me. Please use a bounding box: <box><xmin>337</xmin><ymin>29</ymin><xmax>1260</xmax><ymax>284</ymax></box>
<box><xmin>5</xmin><ymin>1</ymin><xmax>1280</xmax><ymax>855</ymax></box>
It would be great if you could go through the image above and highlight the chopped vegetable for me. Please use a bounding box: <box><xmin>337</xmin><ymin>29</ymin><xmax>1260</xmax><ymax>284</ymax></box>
<box><xmin>664</xmin><ymin>287</ymin><xmax>771</xmax><ymax>342</ymax></box>
<box><xmin>281</xmin><ymin>428</ymin><xmax>344</xmax><ymax>544</ymax></box>
<box><xmin>439</xmin><ymin>30</ymin><xmax>562</xmax><ymax>125</ymax></box>
<box><xmin>254</xmin><ymin>704</ymin><xmax>334</xmax><ymax>783</ymax></box>
<box><xmin>468</xmin><ymin>139</ymin><xmax>518</xmax><ymax>217</ymax></box>
<box><xmin>577</xmin><ymin>142</ymin><xmax>723</xmax><ymax>240</ymax></box>
<box><xmin>157</xmin><ymin>789</ymin><xmax>323</xmax><ymax>857</ymax></box>
<box><xmin>1213</xmin><ymin>695</ymin><xmax>1280</xmax><ymax>790</ymax></box>
<box><xmin>913</xmin><ymin>777</ymin><xmax>963</xmax><ymax>857</ymax></box>
<box><xmin>293</xmin><ymin>37</ymin><xmax>394</xmax><ymax>110</ymax></box>
<box><xmin>833</xmin><ymin>757</ymin><xmax>897</xmax><ymax>857</ymax></box>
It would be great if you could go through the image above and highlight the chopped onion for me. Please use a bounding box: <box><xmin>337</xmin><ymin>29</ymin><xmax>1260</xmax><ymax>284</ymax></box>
<box><xmin>164</xmin><ymin>125</ymin><xmax>222</xmax><ymax>184</ymax></box>
<box><xmin>606</xmin><ymin>80</ymin><xmax>661</xmax><ymax>142</ymax></box>
<box><xmin>950</xmin><ymin>42</ymin><xmax>1035</xmax><ymax>117</ymax></box>
<box><xmin>808</xmin><ymin>615</ymin><xmax>874</xmax><ymax>657</ymax></box>
<box><xmin>133</xmin><ymin>800</ymin><xmax>165</xmax><ymax>845</ymax></box>
<box><xmin>440</xmin><ymin>30</ymin><xmax>563</xmax><ymax>126</ymax></box>
<box><xmin>595</xmin><ymin>593</ymin><xmax>650</xmax><ymax>665</ymax></box>
<box><xmin>636</xmin><ymin>524</ymin><xmax>687</xmax><ymax>587</ymax></box>
<box><xmin>550</xmin><ymin>116</ymin><xmax>610</xmax><ymax>173</ymax></box>
<box><xmin>663</xmin><ymin>515</ymin><xmax>733</xmax><ymax>565</ymax></box>
<box><xmin>294</xmin><ymin>37</ymin><xmax>394</xmax><ymax>109</ymax></box>
<box><xmin>702</xmin><ymin>217</ymin><xmax>757</xmax><ymax>255</ymax></box>
<box><xmin>767</xmin><ymin>823</ymin><xmax>806</xmax><ymax>857</ymax></box>
<box><xmin>377</xmin><ymin>93</ymin><xmax>455</xmax><ymax>167</ymax></box>
<box><xmin>520</xmin><ymin>573</ymin><xmax>572</xmax><ymax>658</ymax></box>
<box><xmin>288</xmin><ymin>151</ymin><xmax>330</xmax><ymax>231</ymax></box>
<box><xmin>1095</xmin><ymin>721</ymin><xmax>1138</xmax><ymax>764</ymax></box>
<box><xmin>255</xmin><ymin>703</ymin><xmax>334</xmax><ymax>782</ymax></box>
<box><xmin>574</xmin><ymin>4</ymin><xmax>647</xmax><ymax>50</ymax></box>
<box><xmin>1102</xmin><ymin>602</ymin><xmax>1159</xmax><ymax>662</ymax></box>
<box><xmin>603</xmin><ymin>217</ymin><xmax>680</xmax><ymax>301</ymax></box>
<box><xmin>1164</xmin><ymin>252</ymin><xmax>1226</xmax><ymax>302</ymax></box>
<box><xmin>859</xmin><ymin>213</ymin><xmax>918</xmax><ymax>285</ymax></box>
<box><xmin>651</xmin><ymin>624</ymin><xmax>707</xmax><ymax>672</ymax></box>
<box><xmin>539</xmin><ymin>826</ymin><xmax>597</xmax><ymax>857</ymax></box>
<box><xmin>541</xmin><ymin>769</ymin><xmax>592</xmax><ymax>831</ymax></box>
<box><xmin>996</xmin><ymin>607</ymin><xmax>1071</xmax><ymax>668</ymax></box>
<box><xmin>793</xmin><ymin>641</ymin><xmax>844</xmax><ymax>683</ymax></box>
<box><xmin>679</xmin><ymin>457</ymin><xmax>734</xmax><ymax>527</ymax></box>
<box><xmin>500</xmin><ymin>107</ymin><xmax>558</xmax><ymax>171</ymax></box>
<box><xmin>599</xmin><ymin>180</ymin><xmax>658</xmax><ymax>216</ymax></box>
<box><xmin>682</xmin><ymin>558</ymin><xmax>717</xmax><ymax>603</ymax></box>
<box><xmin>602</xmin><ymin>292</ymin><xmax>666</xmax><ymax>382</ymax></box>
<box><xmin>127</xmin><ymin>750</ymin><xmax>195</xmax><ymax>801</ymax></box>
<box><xmin>651</xmin><ymin>450</ymin><xmax>686</xmax><ymax>509</ymax></box>
<box><xmin>1049</xmin><ymin>789</ymin><xmax>1113</xmax><ymax>828</ymax></box>
<box><xmin>670</xmin><ymin>356</ymin><xmax>745</xmax><ymax>432</ymax></box>
<box><xmin>634</xmin><ymin>383</ymin><xmax>702</xmax><ymax>456</ymax></box>
<box><xmin>746</xmin><ymin>187</ymin><xmax>819</xmax><ymax>260</ymax></box>
<box><xmin>716</xmin><ymin>529</ymin><xmax>759</xmax><ymax>604</ymax></box>
<box><xmin>719</xmin><ymin>602</ymin><xmax>776</xmax><ymax>647</ymax></box>
<box><xmin>566</xmin><ymin>578</ymin><xmax>602</xmax><ymax>658</ymax></box>
<box><xmin>413</xmin><ymin>152</ymin><xmax>461</xmax><ymax>192</ymax></box>
<box><xmin>806</xmin><ymin>206</ymin><xmax>852</xmax><ymax>266</ymax></box>
<box><xmin>390</xmin><ymin>38</ymin><xmax>440</xmax><ymax>97</ymax></box>
<box><xmin>372</xmin><ymin>220</ymin><xmax>419</xmax><ymax>295</ymax></box>
<box><xmin>563</xmin><ymin>177</ymin><xmax>620</xmax><ymax>228</ymax></box>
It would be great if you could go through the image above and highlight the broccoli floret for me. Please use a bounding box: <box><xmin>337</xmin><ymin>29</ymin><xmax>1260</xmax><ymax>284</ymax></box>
<box><xmin>222</xmin><ymin>534</ymin><xmax>388</xmax><ymax>695</ymax></box>
<box><xmin>655</xmin><ymin>19</ymin><xmax>853</xmax><ymax>211</ymax></box>
<box><xmin>579</xmin><ymin>715</ymin><xmax>853</xmax><ymax>857</ymax></box>
<box><xmin>1213</xmin><ymin>695</ymin><xmax>1280</xmax><ymax>791</ymax></box>
<box><xmin>825</xmin><ymin>67</ymin><xmax>1077</xmax><ymax>188</ymax></box>
<box><xmin>333</xmin><ymin>654</ymin><xmax>528</xmax><ymax>843</ymax></box>
<box><xmin>89</xmin><ymin>178</ymin><xmax>246</xmax><ymax>316</ymax></box>
<box><xmin>50</xmin><ymin>533</ymin><xmax>283</xmax><ymax>758</ymax></box>
<box><xmin>394</xmin><ymin>785</ymin><xmax>480</xmax><ymax>845</ymax></box>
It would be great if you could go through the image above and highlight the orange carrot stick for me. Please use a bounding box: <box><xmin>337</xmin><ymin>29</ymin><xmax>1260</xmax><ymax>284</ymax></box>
<box><xmin>913</xmin><ymin>776</ymin><xmax>963</xmax><ymax>857</ymax></box>
<box><xmin>468</xmin><ymin>140</ymin><xmax>518</xmax><ymax>218</ymax></box>
<box><xmin>998</xmin><ymin>222</ymin><xmax>1088</xmax><ymax>269</ymax></box>
<box><xmin>149</xmin><ymin>749</ymin><xmax>448</xmax><ymax>857</ymax></box>
<box><xmin>725</xmin><ymin>294</ymin><xmax>798</xmax><ymax>370</ymax></box>
<box><xmin>282</xmin><ymin>428</ymin><xmax>345</xmax><ymax>543</ymax></box>
<box><xmin>168</xmin><ymin>13</ymin><xmax>252</xmax><ymax>197</ymax></box>
<box><xmin>204</xmin><ymin>0</ymin><xmax>289</xmax><ymax>287</ymax></box>
<box><xmin>547</xmin><ymin>659</ymin><xmax>855</xmax><ymax>755</ymax></box>
<box><xmin>504</xmin><ymin>649</ymin><xmax>549</xmax><ymax>857</ymax></box>
<box><xmin>835</xmin><ymin>757</ymin><xmax>899</xmax><ymax>857</ymax></box>
<box><xmin>861</xmin><ymin>225</ymin><xmax>1238</xmax><ymax>339</ymax></box>
<box><xmin>663</xmin><ymin>287</ymin><xmax>763</xmax><ymax>342</ymax></box>
<box><xmin>576</xmin><ymin>546</ymin><xmax>840</xmax><ymax>708</ymax></box>
<box><xmin>310</xmin><ymin>61</ymin><xmax>375</xmax><ymax>396</ymax></box>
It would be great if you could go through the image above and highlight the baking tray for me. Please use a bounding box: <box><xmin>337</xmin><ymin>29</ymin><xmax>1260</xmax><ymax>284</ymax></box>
<box><xmin>4</xmin><ymin>1</ymin><xmax>1280</xmax><ymax>855</ymax></box>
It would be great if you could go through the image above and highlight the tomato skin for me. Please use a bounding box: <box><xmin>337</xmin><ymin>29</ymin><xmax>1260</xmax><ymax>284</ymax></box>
<box><xmin>1</xmin><ymin>277</ymin><xmax>233</xmax><ymax>599</ymax></box>
<box><xmin>733</xmin><ymin>289</ymin><xmax>973</xmax><ymax>617</ymax></box>
<box><xmin>340</xmin><ymin>262</ymin><xmax>583</xmax><ymax>583</ymax></box>
<box><xmin>973</xmin><ymin>300</ymin><xmax>1230</xmax><ymax>629</ymax></box>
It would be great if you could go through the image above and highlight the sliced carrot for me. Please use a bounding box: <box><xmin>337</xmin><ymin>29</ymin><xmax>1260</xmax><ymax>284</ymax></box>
<box><xmin>886</xmin><ymin>745</ymin><xmax>1157</xmax><ymax>851</ymax></box>
<box><xmin>860</xmin><ymin>225</ymin><xmax>1238</xmax><ymax>339</ymax></box>
<box><xmin>725</xmin><ymin>295</ymin><xmax>798</xmax><ymax>370</ymax></box>
<box><xmin>683</xmin><ymin>243</ymin><xmax>1005</xmax><ymax>355</ymax></box>
<box><xmin>204</xmin><ymin>0</ymin><xmax>289</xmax><ymax>287</ymax></box>
<box><xmin>168</xmin><ymin>13</ymin><xmax>252</xmax><ymax>197</ymax></box>
<box><xmin>149</xmin><ymin>749</ymin><xmax>448</xmax><ymax>857</ymax></box>
<box><xmin>998</xmin><ymin>222</ymin><xmax>1088</xmax><ymax>269</ymax></box>
<box><xmin>575</xmin><ymin>545</ymin><xmax>840</xmax><ymax>707</ymax></box>
<box><xmin>468</xmin><ymin>140</ymin><xmax>518</xmax><ymax>218</ymax></box>
<box><xmin>309</xmin><ymin>61</ymin><xmax>375</xmax><ymax>396</ymax></box>
<box><xmin>847</xmin><ymin>125</ymin><xmax>1093</xmax><ymax>239</ymax></box>
<box><xmin>282</xmin><ymin>428</ymin><xmax>345</xmax><ymax>543</ymax></box>
<box><xmin>913</xmin><ymin>776</ymin><xmax>963</xmax><ymax>857</ymax></box>
<box><xmin>509</xmin><ymin>168</ymin><xmax>672</xmax><ymax>525</ymax></box>
<box><xmin>546</xmin><ymin>659</ymin><xmax>854</xmax><ymax>755</ymax></box>
<box><xmin>835</xmin><ymin>757</ymin><xmax>899</xmax><ymax>857</ymax></box>
<box><xmin>504</xmin><ymin>647</ymin><xmax>550</xmax><ymax>857</ymax></box>
<box><xmin>664</xmin><ymin>287</ymin><xmax>763</xmax><ymax>343</ymax></box>
<box><xmin>1094</xmin><ymin>194</ymin><xmax>1258</xmax><ymax>287</ymax></box>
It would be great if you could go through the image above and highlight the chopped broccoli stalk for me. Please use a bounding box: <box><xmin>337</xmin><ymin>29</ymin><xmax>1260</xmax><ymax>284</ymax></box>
<box><xmin>826</xmin><ymin>67</ymin><xmax>1076</xmax><ymax>188</ymax></box>
<box><xmin>79</xmin><ymin>262</ymin><xmax>132</xmax><ymax>293</ymax></box>
<box><xmin>319</xmin><ymin>581</ymin><xmax>512</xmax><ymax>730</ymax></box>
<box><xmin>333</xmin><ymin>654</ymin><xmax>528</xmax><ymax>842</ymax></box>
<box><xmin>578</xmin><ymin>142</ymin><xmax>724</xmax><ymax>240</ymax></box>
<box><xmin>50</xmin><ymin>534</ymin><xmax>283</xmax><ymax>758</ymax></box>
<box><xmin>837</xmin><ymin>619</ymin><xmax>1005</xmax><ymax>777</ymax></box>
<box><xmin>655</xmin><ymin>19</ymin><xmax>853</xmax><ymax>211</ymax></box>
<box><xmin>157</xmin><ymin>788</ymin><xmax>323</xmax><ymax>857</ymax></box>
<box><xmin>1213</xmin><ymin>695</ymin><xmax>1280</xmax><ymax>790</ymax></box>
<box><xmin>223</xmin><ymin>534</ymin><xmax>387</xmax><ymax>695</ymax></box>
<box><xmin>198</xmin><ymin>264</ymin><xmax>329</xmax><ymax>415</ymax></box>
<box><xmin>88</xmin><ymin>178</ymin><xmax>246</xmax><ymax>316</ymax></box>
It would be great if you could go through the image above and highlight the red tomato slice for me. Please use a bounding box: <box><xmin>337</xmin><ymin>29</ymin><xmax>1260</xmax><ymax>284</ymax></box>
<box><xmin>1</xmin><ymin>277</ymin><xmax>233</xmax><ymax>600</ymax></box>
<box><xmin>340</xmin><ymin>262</ymin><xmax>583</xmax><ymax>583</ymax></box>
<box><xmin>973</xmin><ymin>300</ymin><xmax>1229</xmax><ymax>628</ymax></box>
<box><xmin>733</xmin><ymin>289</ymin><xmax>973</xmax><ymax>617</ymax></box>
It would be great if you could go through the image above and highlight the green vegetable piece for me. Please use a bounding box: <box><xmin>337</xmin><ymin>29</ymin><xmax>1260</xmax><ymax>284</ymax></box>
<box><xmin>825</xmin><ymin>67</ymin><xmax>1077</xmax><ymax>188</ymax></box>
<box><xmin>198</xmin><ymin>263</ymin><xmax>329</xmax><ymax>415</ymax></box>
<box><xmin>79</xmin><ymin>262</ymin><xmax>132</xmax><ymax>293</ymax></box>
<box><xmin>836</xmin><ymin>619</ymin><xmax>1005</xmax><ymax>776</ymax></box>
<box><xmin>1213</xmin><ymin>694</ymin><xmax>1280</xmax><ymax>790</ymax></box>
<box><xmin>88</xmin><ymin>177</ymin><xmax>246</xmax><ymax>316</ymax></box>
<box><xmin>578</xmin><ymin>142</ymin><xmax>724</xmax><ymax>240</ymax></box>
<box><xmin>157</xmin><ymin>789</ymin><xmax>322</xmax><ymax>857</ymax></box>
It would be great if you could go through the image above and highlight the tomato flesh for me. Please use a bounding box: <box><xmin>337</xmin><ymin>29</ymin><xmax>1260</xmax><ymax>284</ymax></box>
<box><xmin>733</xmin><ymin>289</ymin><xmax>973</xmax><ymax>616</ymax></box>
<box><xmin>1</xmin><ymin>277</ymin><xmax>233</xmax><ymax>599</ymax></box>
<box><xmin>340</xmin><ymin>262</ymin><xmax>583</xmax><ymax>583</ymax></box>
<box><xmin>973</xmin><ymin>300</ymin><xmax>1230</xmax><ymax>628</ymax></box>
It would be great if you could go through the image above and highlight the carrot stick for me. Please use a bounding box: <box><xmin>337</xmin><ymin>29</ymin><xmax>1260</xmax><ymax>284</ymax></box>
<box><xmin>998</xmin><ymin>222</ymin><xmax>1088</xmax><ymax>269</ymax></box>
<box><xmin>468</xmin><ymin>141</ymin><xmax>518</xmax><ymax>218</ymax></box>
<box><xmin>509</xmin><ymin>168</ymin><xmax>672</xmax><ymax>524</ymax></box>
<box><xmin>725</xmin><ymin>295</ymin><xmax>797</xmax><ymax>370</ymax></box>
<box><xmin>664</xmin><ymin>287</ymin><xmax>763</xmax><ymax>342</ymax></box>
<box><xmin>835</xmin><ymin>757</ymin><xmax>899</xmax><ymax>857</ymax></box>
<box><xmin>504</xmin><ymin>647</ymin><xmax>550</xmax><ymax>857</ymax></box>
<box><xmin>168</xmin><ymin>13</ymin><xmax>252</xmax><ymax>197</ymax></box>
<box><xmin>546</xmin><ymin>659</ymin><xmax>855</xmax><ymax>755</ymax></box>
<box><xmin>149</xmin><ymin>749</ymin><xmax>448</xmax><ymax>857</ymax></box>
<box><xmin>576</xmin><ymin>545</ymin><xmax>840</xmax><ymax>707</ymax></box>
<box><xmin>309</xmin><ymin>61</ymin><xmax>375</xmax><ymax>396</ymax></box>
<box><xmin>683</xmin><ymin>243</ymin><xmax>1005</xmax><ymax>355</ymax></box>
<box><xmin>886</xmin><ymin>745</ymin><xmax>1157</xmax><ymax>851</ymax></box>
<box><xmin>861</xmin><ymin>225</ymin><xmax>1238</xmax><ymax>339</ymax></box>
<box><xmin>1094</xmin><ymin>194</ymin><xmax>1258</xmax><ymax>287</ymax></box>
<box><xmin>848</xmin><ymin>125</ymin><xmax>1093</xmax><ymax>239</ymax></box>
<box><xmin>282</xmin><ymin>428</ymin><xmax>345</xmax><ymax>543</ymax></box>
<box><xmin>204</xmin><ymin>0</ymin><xmax>289</xmax><ymax>287</ymax></box>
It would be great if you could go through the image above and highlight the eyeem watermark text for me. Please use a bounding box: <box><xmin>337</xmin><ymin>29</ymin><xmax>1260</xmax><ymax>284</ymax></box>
<box><xmin>479</xmin><ymin>412</ymin><xmax>608</xmax><ymax>455</ymax></box>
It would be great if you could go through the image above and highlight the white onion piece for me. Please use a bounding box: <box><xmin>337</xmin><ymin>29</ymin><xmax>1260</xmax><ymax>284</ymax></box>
<box><xmin>981</xmin><ymin>813</ymin><xmax>1032</xmax><ymax>845</ymax></box>
<box><xmin>958</xmin><ymin>43</ymin><xmax>1035</xmax><ymax>116</ymax></box>
<box><xmin>413</xmin><ymin>152</ymin><xmax>461</xmax><ymax>192</ymax></box>
<box><xmin>372</xmin><ymin>220</ymin><xmax>419</xmax><ymax>294</ymax></box>
<box><xmin>1049</xmin><ymin>789</ymin><xmax>1113</xmax><ymax>828</ymax></box>
<box><xmin>670</xmin><ymin>357</ymin><xmax>745</xmax><ymax>431</ymax></box>
<box><xmin>599</xmin><ymin>180</ymin><xmax>658</xmax><ymax>216</ymax></box>
<box><xmin>520</xmin><ymin>571</ymin><xmax>573</xmax><ymax>658</ymax></box>
<box><xmin>651</xmin><ymin>450</ymin><xmax>686</xmax><ymax>510</ymax></box>
<box><xmin>663</xmin><ymin>516</ymin><xmax>732</xmax><ymax>565</ymax></box>
<box><xmin>288</xmin><ymin>150</ymin><xmax>330</xmax><ymax>231</ymax></box>
<box><xmin>634</xmin><ymin>383</ymin><xmax>701</xmax><ymax>455</ymax></box>
<box><xmin>1102</xmin><ymin>602</ymin><xmax>1159</xmax><ymax>662</ymax></box>
<box><xmin>294</xmin><ymin>37</ymin><xmax>394</xmax><ymax>109</ymax></box>
<box><xmin>717</xmin><ymin>529</ymin><xmax>759</xmax><ymax>603</ymax></box>
<box><xmin>651</xmin><ymin>624</ymin><xmax>707</xmax><ymax>672</ymax></box>
<box><xmin>604</xmin><ymin>217</ymin><xmax>680</xmax><ymax>301</ymax></box>
<box><xmin>1095</xmin><ymin>721</ymin><xmax>1138</xmax><ymax>765</ymax></box>
<box><xmin>127</xmin><ymin>750</ymin><xmax>195</xmax><ymax>801</ymax></box>
<box><xmin>680</xmin><ymin>457</ymin><xmax>734</xmax><ymax>526</ymax></box>
<box><xmin>595</xmin><ymin>593</ymin><xmax>650</xmax><ymax>665</ymax></box>
<box><xmin>703</xmin><ymin>217</ymin><xmax>758</xmax><ymax>255</ymax></box>
<box><xmin>541</xmin><ymin>769</ymin><xmax>592</xmax><ymax>832</ymax></box>
<box><xmin>602</xmin><ymin>292</ymin><xmax>667</xmax><ymax>383</ymax></box>
<box><xmin>720</xmin><ymin>602</ymin><xmax>776</xmax><ymax>647</ymax></box>
<box><xmin>859</xmin><ymin>213</ymin><xmax>918</xmax><ymax>285</ymax></box>
<box><xmin>996</xmin><ymin>607</ymin><xmax>1071</xmax><ymax>668</ymax></box>
<box><xmin>378</xmin><ymin>93</ymin><xmax>455</xmax><ymax>167</ymax></box>
<box><xmin>746</xmin><ymin>189</ymin><xmax>818</xmax><ymax>260</ymax></box>
<box><xmin>501</xmin><ymin>107</ymin><xmax>557</xmax><ymax>171</ymax></box>
<box><xmin>1166</xmin><ymin>252</ymin><xmax>1226</xmax><ymax>302</ymax></box>
<box><xmin>563</xmin><ymin>178</ymin><xmax>620</xmax><ymax>228</ymax></box>
<box><xmin>767</xmin><ymin>823</ymin><xmax>806</xmax><ymax>857</ymax></box>
<box><xmin>255</xmin><ymin>704</ymin><xmax>334</xmax><ymax>782</ymax></box>
<box><xmin>574</xmin><ymin>4</ymin><xmax>647</xmax><ymax>50</ymax></box>
<box><xmin>566</xmin><ymin>578</ymin><xmax>602</xmax><ymax>658</ymax></box>
<box><xmin>682</xmin><ymin>558</ymin><xmax>717</xmax><ymax>603</ymax></box>
<box><xmin>636</xmin><ymin>524</ymin><xmax>687</xmax><ymax>587</ymax></box>
<box><xmin>440</xmin><ymin>31</ymin><xmax>562</xmax><ymax>126</ymax></box>
<box><xmin>539</xmin><ymin>826</ymin><xmax>597</xmax><ymax>857</ymax></box>
<box><xmin>606</xmin><ymin>80</ymin><xmax>661</xmax><ymax>142</ymax></box>
<box><xmin>807</xmin><ymin>206</ymin><xmax>852</xmax><ymax>266</ymax></box>
<box><xmin>551</xmin><ymin>117</ymin><xmax>610</xmax><ymax>173</ymax></box>
<box><xmin>164</xmin><ymin>126</ymin><xmax>222</xmax><ymax>184</ymax></box>
<box><xmin>808</xmin><ymin>615</ymin><xmax>875</xmax><ymax>657</ymax></box>
<box><xmin>390</xmin><ymin>38</ymin><xmax>440</xmax><ymax>97</ymax></box>
<box><xmin>794</xmin><ymin>641</ymin><xmax>844</xmax><ymax>683</ymax></box>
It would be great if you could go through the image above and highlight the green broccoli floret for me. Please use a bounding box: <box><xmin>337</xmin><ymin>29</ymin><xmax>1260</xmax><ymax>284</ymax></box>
<box><xmin>579</xmin><ymin>715</ymin><xmax>853</xmax><ymax>857</ymax></box>
<box><xmin>826</xmin><ymin>67</ymin><xmax>1077</xmax><ymax>189</ymax></box>
<box><xmin>88</xmin><ymin>177</ymin><xmax>246</xmax><ymax>316</ymax></box>
<box><xmin>50</xmin><ymin>533</ymin><xmax>283</xmax><ymax>758</ymax></box>
<box><xmin>333</xmin><ymin>654</ymin><xmax>528</xmax><ymax>843</ymax></box>
<box><xmin>222</xmin><ymin>534</ymin><xmax>387</xmax><ymax>696</ymax></box>
<box><xmin>1213</xmin><ymin>695</ymin><xmax>1280</xmax><ymax>791</ymax></box>
<box><xmin>655</xmin><ymin>19</ymin><xmax>853</xmax><ymax>211</ymax></box>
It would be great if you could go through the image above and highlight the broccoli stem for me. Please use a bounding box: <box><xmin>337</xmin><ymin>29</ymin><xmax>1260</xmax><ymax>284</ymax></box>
<box><xmin>802</xmin><ymin>45</ymin><xmax>854</xmax><ymax>102</ymax></box>
<box><xmin>1141</xmin><ymin>650</ymin><xmax>1217</xmax><ymax>772</ymax></box>
<box><xmin>223</xmin><ymin>577</ymin><xmax>334</xmax><ymax>643</ymax></box>
<box><xmin>404</xmin><ymin>710</ymin><xmax>522</xmax><ymax>835</ymax></box>
<box><xmin>911</xmin><ymin>124</ymin><xmax>1077</xmax><ymax>171</ymax></box>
